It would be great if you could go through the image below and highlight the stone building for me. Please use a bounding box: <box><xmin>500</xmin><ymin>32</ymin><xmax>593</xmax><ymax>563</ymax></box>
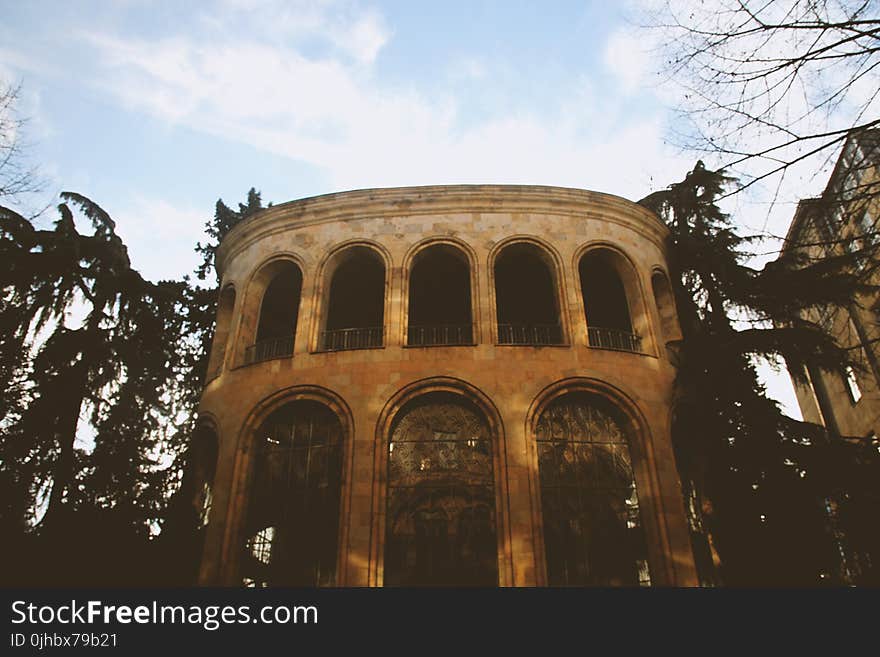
<box><xmin>782</xmin><ymin>129</ymin><xmax>880</xmax><ymax>441</ymax></box>
<box><xmin>191</xmin><ymin>184</ymin><xmax>699</xmax><ymax>586</ymax></box>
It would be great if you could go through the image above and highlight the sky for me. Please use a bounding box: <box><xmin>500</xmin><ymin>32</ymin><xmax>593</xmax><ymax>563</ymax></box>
<box><xmin>0</xmin><ymin>0</ymin><xmax>807</xmax><ymax>416</ymax></box>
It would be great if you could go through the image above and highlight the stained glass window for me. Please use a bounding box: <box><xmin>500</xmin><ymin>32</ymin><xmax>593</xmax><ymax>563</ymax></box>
<box><xmin>385</xmin><ymin>393</ymin><xmax>498</xmax><ymax>586</ymax></box>
<box><xmin>536</xmin><ymin>392</ymin><xmax>650</xmax><ymax>586</ymax></box>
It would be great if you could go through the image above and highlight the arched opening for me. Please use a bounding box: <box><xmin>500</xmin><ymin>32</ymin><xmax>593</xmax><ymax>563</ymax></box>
<box><xmin>579</xmin><ymin>249</ymin><xmax>641</xmax><ymax>352</ymax></box>
<box><xmin>169</xmin><ymin>423</ymin><xmax>218</xmax><ymax>584</ymax></box>
<box><xmin>384</xmin><ymin>392</ymin><xmax>498</xmax><ymax>586</ymax></box>
<box><xmin>536</xmin><ymin>391</ymin><xmax>650</xmax><ymax>586</ymax></box>
<box><xmin>651</xmin><ymin>270</ymin><xmax>682</xmax><ymax>344</ymax></box>
<box><xmin>494</xmin><ymin>243</ymin><xmax>563</xmax><ymax>345</ymax></box>
<box><xmin>240</xmin><ymin>400</ymin><xmax>344</xmax><ymax>587</ymax></box>
<box><xmin>206</xmin><ymin>285</ymin><xmax>236</xmax><ymax>379</ymax></box>
<box><xmin>407</xmin><ymin>244</ymin><xmax>473</xmax><ymax>346</ymax></box>
<box><xmin>192</xmin><ymin>424</ymin><xmax>219</xmax><ymax>530</ymax></box>
<box><xmin>246</xmin><ymin>262</ymin><xmax>302</xmax><ymax>364</ymax></box>
<box><xmin>321</xmin><ymin>246</ymin><xmax>385</xmax><ymax>351</ymax></box>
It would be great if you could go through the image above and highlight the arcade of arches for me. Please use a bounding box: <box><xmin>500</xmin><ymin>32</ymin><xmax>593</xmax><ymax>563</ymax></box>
<box><xmin>220</xmin><ymin>242</ymin><xmax>660</xmax><ymax>363</ymax></box>
<box><xmin>200</xmin><ymin>386</ymin><xmax>656</xmax><ymax>587</ymax></box>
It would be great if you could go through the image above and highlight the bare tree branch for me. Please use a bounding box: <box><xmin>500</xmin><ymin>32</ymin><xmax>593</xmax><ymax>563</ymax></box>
<box><xmin>0</xmin><ymin>81</ymin><xmax>45</xmax><ymax>212</ymax></box>
<box><xmin>643</xmin><ymin>0</ymin><xmax>880</xmax><ymax>192</ymax></box>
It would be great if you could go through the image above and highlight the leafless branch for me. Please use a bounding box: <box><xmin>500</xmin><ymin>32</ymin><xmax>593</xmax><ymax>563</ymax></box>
<box><xmin>0</xmin><ymin>81</ymin><xmax>45</xmax><ymax>212</ymax></box>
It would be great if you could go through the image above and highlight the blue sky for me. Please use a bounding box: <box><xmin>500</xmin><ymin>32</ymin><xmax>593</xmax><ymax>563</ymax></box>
<box><xmin>0</xmin><ymin>0</ymin><xmax>802</xmax><ymax>414</ymax></box>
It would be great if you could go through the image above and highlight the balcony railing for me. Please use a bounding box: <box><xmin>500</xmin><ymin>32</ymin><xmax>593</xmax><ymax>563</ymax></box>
<box><xmin>407</xmin><ymin>324</ymin><xmax>474</xmax><ymax>347</ymax></box>
<box><xmin>587</xmin><ymin>326</ymin><xmax>642</xmax><ymax>353</ymax></box>
<box><xmin>320</xmin><ymin>327</ymin><xmax>384</xmax><ymax>352</ymax></box>
<box><xmin>497</xmin><ymin>323</ymin><xmax>564</xmax><ymax>346</ymax></box>
<box><xmin>245</xmin><ymin>335</ymin><xmax>295</xmax><ymax>364</ymax></box>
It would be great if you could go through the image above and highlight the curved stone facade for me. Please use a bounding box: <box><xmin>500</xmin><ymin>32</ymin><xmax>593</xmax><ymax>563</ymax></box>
<box><xmin>196</xmin><ymin>184</ymin><xmax>698</xmax><ymax>586</ymax></box>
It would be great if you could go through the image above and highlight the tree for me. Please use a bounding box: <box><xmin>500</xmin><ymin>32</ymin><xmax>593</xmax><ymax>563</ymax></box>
<box><xmin>158</xmin><ymin>188</ymin><xmax>265</xmax><ymax>583</ymax></box>
<box><xmin>0</xmin><ymin>192</ymin><xmax>213</xmax><ymax>584</ymax></box>
<box><xmin>1</xmin><ymin>196</ymin><xmax>175</xmax><ymax>528</ymax></box>
<box><xmin>0</xmin><ymin>82</ymin><xmax>41</xmax><ymax>202</ymax></box>
<box><xmin>0</xmin><ymin>82</ymin><xmax>45</xmax><ymax>484</ymax></box>
<box><xmin>195</xmin><ymin>187</ymin><xmax>264</xmax><ymax>282</ymax></box>
<box><xmin>642</xmin><ymin>1</ymin><xmax>880</xmax><ymax>206</ymax></box>
<box><xmin>641</xmin><ymin>161</ymin><xmax>880</xmax><ymax>585</ymax></box>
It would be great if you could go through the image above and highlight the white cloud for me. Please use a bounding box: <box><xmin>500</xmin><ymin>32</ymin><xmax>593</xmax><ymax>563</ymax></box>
<box><xmin>111</xmin><ymin>197</ymin><xmax>206</xmax><ymax>281</ymax></box>
<box><xmin>80</xmin><ymin>23</ymin><xmax>687</xmax><ymax>200</ymax></box>
<box><xmin>340</xmin><ymin>9</ymin><xmax>390</xmax><ymax>65</ymax></box>
<box><xmin>604</xmin><ymin>28</ymin><xmax>651</xmax><ymax>95</ymax></box>
<box><xmin>211</xmin><ymin>0</ymin><xmax>390</xmax><ymax>65</ymax></box>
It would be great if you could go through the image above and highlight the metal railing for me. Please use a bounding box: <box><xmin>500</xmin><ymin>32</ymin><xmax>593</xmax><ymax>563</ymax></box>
<box><xmin>320</xmin><ymin>327</ymin><xmax>384</xmax><ymax>352</ymax></box>
<box><xmin>497</xmin><ymin>323</ymin><xmax>564</xmax><ymax>345</ymax></box>
<box><xmin>245</xmin><ymin>335</ymin><xmax>295</xmax><ymax>364</ymax></box>
<box><xmin>587</xmin><ymin>326</ymin><xmax>642</xmax><ymax>353</ymax></box>
<box><xmin>407</xmin><ymin>324</ymin><xmax>474</xmax><ymax>346</ymax></box>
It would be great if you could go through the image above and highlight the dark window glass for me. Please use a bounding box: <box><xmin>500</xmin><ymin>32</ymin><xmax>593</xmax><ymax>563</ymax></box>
<box><xmin>241</xmin><ymin>400</ymin><xmax>343</xmax><ymax>587</ymax></box>
<box><xmin>537</xmin><ymin>393</ymin><xmax>650</xmax><ymax>586</ymax></box>
<box><xmin>385</xmin><ymin>393</ymin><xmax>498</xmax><ymax>586</ymax></box>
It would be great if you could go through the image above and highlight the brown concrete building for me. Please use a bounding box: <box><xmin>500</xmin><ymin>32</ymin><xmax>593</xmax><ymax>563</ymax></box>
<box><xmin>782</xmin><ymin>130</ymin><xmax>880</xmax><ymax>441</ymax></box>
<box><xmin>192</xmin><ymin>184</ymin><xmax>699</xmax><ymax>586</ymax></box>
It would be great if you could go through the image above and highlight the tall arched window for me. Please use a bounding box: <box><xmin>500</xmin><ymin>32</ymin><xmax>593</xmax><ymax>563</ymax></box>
<box><xmin>247</xmin><ymin>262</ymin><xmax>302</xmax><ymax>364</ymax></box>
<box><xmin>651</xmin><ymin>271</ymin><xmax>681</xmax><ymax>344</ymax></box>
<box><xmin>192</xmin><ymin>424</ymin><xmax>219</xmax><ymax>529</ymax></box>
<box><xmin>407</xmin><ymin>244</ymin><xmax>473</xmax><ymax>346</ymax></box>
<box><xmin>321</xmin><ymin>246</ymin><xmax>385</xmax><ymax>351</ymax></box>
<box><xmin>172</xmin><ymin>423</ymin><xmax>219</xmax><ymax>584</ymax></box>
<box><xmin>494</xmin><ymin>243</ymin><xmax>563</xmax><ymax>345</ymax></box>
<box><xmin>206</xmin><ymin>285</ymin><xmax>236</xmax><ymax>379</ymax></box>
<box><xmin>579</xmin><ymin>250</ymin><xmax>641</xmax><ymax>352</ymax></box>
<box><xmin>240</xmin><ymin>400</ymin><xmax>344</xmax><ymax>587</ymax></box>
<box><xmin>536</xmin><ymin>392</ymin><xmax>650</xmax><ymax>586</ymax></box>
<box><xmin>385</xmin><ymin>393</ymin><xmax>498</xmax><ymax>586</ymax></box>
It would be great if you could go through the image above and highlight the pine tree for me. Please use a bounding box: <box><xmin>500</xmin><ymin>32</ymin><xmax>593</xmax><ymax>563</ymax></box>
<box><xmin>0</xmin><ymin>185</ymin><xmax>266</xmax><ymax>584</ymax></box>
<box><xmin>0</xmin><ymin>195</ymin><xmax>191</xmax><ymax>582</ymax></box>
<box><xmin>641</xmin><ymin>162</ymin><xmax>880</xmax><ymax>585</ymax></box>
<box><xmin>195</xmin><ymin>187</ymin><xmax>264</xmax><ymax>282</ymax></box>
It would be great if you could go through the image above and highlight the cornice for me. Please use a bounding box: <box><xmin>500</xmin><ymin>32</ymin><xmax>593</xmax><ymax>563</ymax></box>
<box><xmin>216</xmin><ymin>184</ymin><xmax>669</xmax><ymax>274</ymax></box>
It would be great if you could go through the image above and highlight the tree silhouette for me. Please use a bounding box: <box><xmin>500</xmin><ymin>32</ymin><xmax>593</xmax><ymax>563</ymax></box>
<box><xmin>196</xmin><ymin>187</ymin><xmax>265</xmax><ymax>282</ymax></box>
<box><xmin>642</xmin><ymin>162</ymin><xmax>880</xmax><ymax>585</ymax></box>
<box><xmin>1</xmin><ymin>194</ymin><xmax>179</xmax><ymax>535</ymax></box>
<box><xmin>0</xmin><ymin>187</ymin><xmax>263</xmax><ymax>585</ymax></box>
